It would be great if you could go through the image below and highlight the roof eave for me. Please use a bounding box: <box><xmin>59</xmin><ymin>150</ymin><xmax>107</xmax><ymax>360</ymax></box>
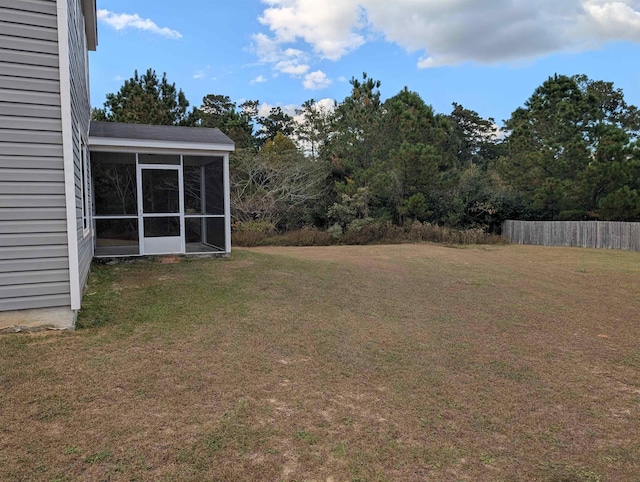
<box><xmin>88</xmin><ymin>136</ymin><xmax>236</xmax><ymax>153</ymax></box>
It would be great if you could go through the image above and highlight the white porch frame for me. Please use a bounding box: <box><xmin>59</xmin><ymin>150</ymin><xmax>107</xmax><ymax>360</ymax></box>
<box><xmin>89</xmin><ymin>142</ymin><xmax>232</xmax><ymax>257</ymax></box>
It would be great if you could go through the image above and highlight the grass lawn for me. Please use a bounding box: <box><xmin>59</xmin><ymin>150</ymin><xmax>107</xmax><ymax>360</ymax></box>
<box><xmin>1</xmin><ymin>244</ymin><xmax>639</xmax><ymax>481</ymax></box>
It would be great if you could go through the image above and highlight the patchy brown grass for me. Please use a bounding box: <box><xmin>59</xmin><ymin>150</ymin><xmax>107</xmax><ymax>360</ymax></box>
<box><xmin>1</xmin><ymin>244</ymin><xmax>639</xmax><ymax>481</ymax></box>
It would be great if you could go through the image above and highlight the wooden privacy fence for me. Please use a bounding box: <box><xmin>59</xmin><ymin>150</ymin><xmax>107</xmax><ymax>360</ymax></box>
<box><xmin>502</xmin><ymin>220</ymin><xmax>640</xmax><ymax>252</ymax></box>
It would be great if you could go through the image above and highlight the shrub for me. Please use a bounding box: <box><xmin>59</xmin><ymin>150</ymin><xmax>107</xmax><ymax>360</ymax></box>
<box><xmin>233</xmin><ymin>220</ymin><xmax>276</xmax><ymax>233</ymax></box>
<box><xmin>232</xmin><ymin>226</ymin><xmax>334</xmax><ymax>247</ymax></box>
<box><xmin>341</xmin><ymin>221</ymin><xmax>386</xmax><ymax>245</ymax></box>
<box><xmin>232</xmin><ymin>221</ymin><xmax>506</xmax><ymax>247</ymax></box>
<box><xmin>232</xmin><ymin>230</ymin><xmax>270</xmax><ymax>247</ymax></box>
<box><xmin>277</xmin><ymin>226</ymin><xmax>334</xmax><ymax>246</ymax></box>
<box><xmin>327</xmin><ymin>223</ymin><xmax>343</xmax><ymax>240</ymax></box>
<box><xmin>232</xmin><ymin>220</ymin><xmax>277</xmax><ymax>247</ymax></box>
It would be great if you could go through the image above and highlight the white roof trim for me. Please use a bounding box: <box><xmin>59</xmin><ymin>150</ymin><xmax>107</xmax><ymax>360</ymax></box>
<box><xmin>88</xmin><ymin>136</ymin><xmax>235</xmax><ymax>153</ymax></box>
<box><xmin>81</xmin><ymin>0</ymin><xmax>98</xmax><ymax>51</ymax></box>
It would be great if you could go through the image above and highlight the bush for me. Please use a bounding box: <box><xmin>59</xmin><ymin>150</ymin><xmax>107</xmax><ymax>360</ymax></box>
<box><xmin>277</xmin><ymin>226</ymin><xmax>334</xmax><ymax>246</ymax></box>
<box><xmin>232</xmin><ymin>226</ymin><xmax>334</xmax><ymax>247</ymax></box>
<box><xmin>408</xmin><ymin>221</ymin><xmax>505</xmax><ymax>245</ymax></box>
<box><xmin>233</xmin><ymin>220</ymin><xmax>276</xmax><ymax>233</ymax></box>
<box><xmin>232</xmin><ymin>230</ymin><xmax>269</xmax><ymax>247</ymax></box>
<box><xmin>341</xmin><ymin>221</ymin><xmax>399</xmax><ymax>245</ymax></box>
<box><xmin>327</xmin><ymin>223</ymin><xmax>343</xmax><ymax>240</ymax></box>
<box><xmin>232</xmin><ymin>221</ymin><xmax>506</xmax><ymax>247</ymax></box>
<box><xmin>341</xmin><ymin>222</ymin><xmax>385</xmax><ymax>245</ymax></box>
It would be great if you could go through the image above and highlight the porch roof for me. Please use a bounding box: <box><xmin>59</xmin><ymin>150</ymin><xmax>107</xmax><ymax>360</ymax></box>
<box><xmin>89</xmin><ymin>122</ymin><xmax>235</xmax><ymax>153</ymax></box>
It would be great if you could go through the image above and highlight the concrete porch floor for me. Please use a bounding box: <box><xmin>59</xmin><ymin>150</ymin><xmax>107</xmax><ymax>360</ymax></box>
<box><xmin>94</xmin><ymin>242</ymin><xmax>224</xmax><ymax>257</ymax></box>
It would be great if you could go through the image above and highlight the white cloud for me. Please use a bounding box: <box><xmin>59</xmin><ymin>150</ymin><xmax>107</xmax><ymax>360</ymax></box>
<box><xmin>258</xmin><ymin>0</ymin><xmax>366</xmax><ymax>60</ymax></box>
<box><xmin>303</xmin><ymin>70</ymin><xmax>332</xmax><ymax>90</ymax></box>
<box><xmin>259</xmin><ymin>98</ymin><xmax>336</xmax><ymax>125</ymax></box>
<box><xmin>252</xmin><ymin>33</ymin><xmax>311</xmax><ymax>76</ymax></box>
<box><xmin>257</xmin><ymin>102</ymin><xmax>299</xmax><ymax>118</ymax></box>
<box><xmin>276</xmin><ymin>61</ymin><xmax>310</xmax><ymax>75</ymax></box>
<box><xmin>291</xmin><ymin>97</ymin><xmax>337</xmax><ymax>123</ymax></box>
<box><xmin>254</xmin><ymin>0</ymin><xmax>640</xmax><ymax>68</ymax></box>
<box><xmin>578</xmin><ymin>0</ymin><xmax>640</xmax><ymax>42</ymax></box>
<box><xmin>97</xmin><ymin>9</ymin><xmax>182</xmax><ymax>39</ymax></box>
<box><xmin>193</xmin><ymin>65</ymin><xmax>212</xmax><ymax>80</ymax></box>
<box><xmin>492</xmin><ymin>124</ymin><xmax>508</xmax><ymax>141</ymax></box>
<box><xmin>363</xmin><ymin>1</ymin><xmax>576</xmax><ymax>67</ymax></box>
<box><xmin>314</xmin><ymin>98</ymin><xmax>337</xmax><ymax>113</ymax></box>
<box><xmin>251</xmin><ymin>75</ymin><xmax>268</xmax><ymax>84</ymax></box>
<box><xmin>253</xmin><ymin>32</ymin><xmax>281</xmax><ymax>63</ymax></box>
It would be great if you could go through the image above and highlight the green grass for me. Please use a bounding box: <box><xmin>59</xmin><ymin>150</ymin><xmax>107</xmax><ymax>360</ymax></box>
<box><xmin>1</xmin><ymin>244</ymin><xmax>639</xmax><ymax>480</ymax></box>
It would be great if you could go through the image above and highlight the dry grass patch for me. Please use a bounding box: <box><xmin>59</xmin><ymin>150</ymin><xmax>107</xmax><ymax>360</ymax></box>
<box><xmin>1</xmin><ymin>245</ymin><xmax>639</xmax><ymax>481</ymax></box>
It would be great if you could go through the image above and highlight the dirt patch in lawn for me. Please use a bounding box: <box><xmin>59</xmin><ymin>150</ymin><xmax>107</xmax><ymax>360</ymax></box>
<box><xmin>1</xmin><ymin>244</ymin><xmax>639</xmax><ymax>481</ymax></box>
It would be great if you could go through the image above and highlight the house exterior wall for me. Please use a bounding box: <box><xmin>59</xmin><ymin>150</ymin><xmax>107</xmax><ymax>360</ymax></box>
<box><xmin>0</xmin><ymin>0</ymin><xmax>71</xmax><ymax>312</ymax></box>
<box><xmin>0</xmin><ymin>0</ymin><xmax>93</xmax><ymax>325</ymax></box>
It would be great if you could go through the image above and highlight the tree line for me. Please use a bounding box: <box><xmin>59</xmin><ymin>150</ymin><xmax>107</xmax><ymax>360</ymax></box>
<box><xmin>93</xmin><ymin>69</ymin><xmax>640</xmax><ymax>234</ymax></box>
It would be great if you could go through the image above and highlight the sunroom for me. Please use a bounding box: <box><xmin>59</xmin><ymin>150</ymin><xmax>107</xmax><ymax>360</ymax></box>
<box><xmin>89</xmin><ymin>122</ymin><xmax>234</xmax><ymax>257</ymax></box>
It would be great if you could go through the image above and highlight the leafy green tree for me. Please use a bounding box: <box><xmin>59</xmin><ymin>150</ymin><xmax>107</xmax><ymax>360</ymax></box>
<box><xmin>401</xmin><ymin>193</ymin><xmax>430</xmax><ymax>222</ymax></box>
<box><xmin>598</xmin><ymin>185</ymin><xmax>640</xmax><ymax>220</ymax></box>
<box><xmin>257</xmin><ymin>106</ymin><xmax>295</xmax><ymax>143</ymax></box>
<box><xmin>500</xmin><ymin>74</ymin><xmax>590</xmax><ymax>217</ymax></box>
<box><xmin>383</xmin><ymin>88</ymin><xmax>440</xmax><ymax>208</ymax></box>
<box><xmin>260</xmin><ymin>131</ymin><xmax>298</xmax><ymax>160</ymax></box>
<box><xmin>449</xmin><ymin>103</ymin><xmax>503</xmax><ymax>170</ymax></box>
<box><xmin>499</xmin><ymin>74</ymin><xmax>640</xmax><ymax>220</ymax></box>
<box><xmin>295</xmin><ymin>99</ymin><xmax>335</xmax><ymax>160</ymax></box>
<box><xmin>327</xmin><ymin>187</ymin><xmax>372</xmax><ymax>230</ymax></box>
<box><xmin>389</xmin><ymin>141</ymin><xmax>439</xmax><ymax>211</ymax></box>
<box><xmin>195</xmin><ymin>94</ymin><xmax>236</xmax><ymax>126</ymax></box>
<box><xmin>331</xmin><ymin>73</ymin><xmax>384</xmax><ymax>181</ymax></box>
<box><xmin>192</xmin><ymin>94</ymin><xmax>258</xmax><ymax>149</ymax></box>
<box><xmin>93</xmin><ymin>69</ymin><xmax>191</xmax><ymax>125</ymax></box>
<box><xmin>382</xmin><ymin>88</ymin><xmax>436</xmax><ymax>146</ymax></box>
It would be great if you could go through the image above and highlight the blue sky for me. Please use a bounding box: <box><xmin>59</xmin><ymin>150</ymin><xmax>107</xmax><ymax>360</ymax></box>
<box><xmin>90</xmin><ymin>1</ymin><xmax>640</xmax><ymax>125</ymax></box>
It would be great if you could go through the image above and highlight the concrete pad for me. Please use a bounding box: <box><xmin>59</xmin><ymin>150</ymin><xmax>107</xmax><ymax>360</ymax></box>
<box><xmin>0</xmin><ymin>307</ymin><xmax>76</xmax><ymax>333</ymax></box>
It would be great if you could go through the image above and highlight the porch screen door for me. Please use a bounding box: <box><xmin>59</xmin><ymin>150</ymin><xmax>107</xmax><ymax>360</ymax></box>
<box><xmin>140</xmin><ymin>166</ymin><xmax>184</xmax><ymax>255</ymax></box>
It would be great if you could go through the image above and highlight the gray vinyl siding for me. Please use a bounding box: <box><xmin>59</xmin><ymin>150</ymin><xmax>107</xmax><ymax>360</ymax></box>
<box><xmin>67</xmin><ymin>0</ymin><xmax>92</xmax><ymax>291</ymax></box>
<box><xmin>0</xmin><ymin>0</ymin><xmax>70</xmax><ymax>311</ymax></box>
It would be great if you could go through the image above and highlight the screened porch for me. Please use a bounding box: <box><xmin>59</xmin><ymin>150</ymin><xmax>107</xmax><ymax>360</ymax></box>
<box><xmin>89</xmin><ymin>122</ymin><xmax>234</xmax><ymax>258</ymax></box>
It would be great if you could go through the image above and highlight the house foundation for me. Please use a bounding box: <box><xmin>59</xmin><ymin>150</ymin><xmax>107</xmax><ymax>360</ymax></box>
<box><xmin>0</xmin><ymin>307</ymin><xmax>76</xmax><ymax>333</ymax></box>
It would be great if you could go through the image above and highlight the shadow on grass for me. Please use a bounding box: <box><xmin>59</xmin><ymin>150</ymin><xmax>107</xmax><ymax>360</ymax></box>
<box><xmin>77</xmin><ymin>254</ymin><xmax>255</xmax><ymax>335</ymax></box>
